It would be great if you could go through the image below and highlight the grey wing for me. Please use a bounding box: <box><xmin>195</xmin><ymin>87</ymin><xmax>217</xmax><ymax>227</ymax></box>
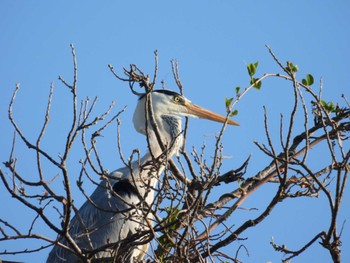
<box><xmin>47</xmin><ymin>174</ymin><xmax>142</xmax><ymax>262</ymax></box>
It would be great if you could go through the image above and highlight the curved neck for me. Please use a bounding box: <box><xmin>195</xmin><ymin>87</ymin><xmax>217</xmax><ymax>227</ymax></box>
<box><xmin>147</xmin><ymin>115</ymin><xmax>183</xmax><ymax>159</ymax></box>
<box><xmin>109</xmin><ymin>116</ymin><xmax>183</xmax><ymax>204</ymax></box>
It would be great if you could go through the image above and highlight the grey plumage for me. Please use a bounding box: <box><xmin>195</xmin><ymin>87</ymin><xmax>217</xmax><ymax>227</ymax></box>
<box><xmin>47</xmin><ymin>90</ymin><xmax>238</xmax><ymax>262</ymax></box>
<box><xmin>47</xmin><ymin>150</ymin><xmax>165</xmax><ymax>262</ymax></box>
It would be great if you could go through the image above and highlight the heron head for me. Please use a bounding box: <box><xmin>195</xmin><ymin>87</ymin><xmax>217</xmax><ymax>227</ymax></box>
<box><xmin>133</xmin><ymin>90</ymin><xmax>239</xmax><ymax>135</ymax></box>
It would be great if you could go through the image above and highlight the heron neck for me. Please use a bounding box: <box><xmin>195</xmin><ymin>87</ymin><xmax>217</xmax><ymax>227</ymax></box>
<box><xmin>147</xmin><ymin>115</ymin><xmax>183</xmax><ymax>158</ymax></box>
<box><xmin>137</xmin><ymin>117</ymin><xmax>182</xmax><ymax>204</ymax></box>
<box><xmin>109</xmin><ymin>116</ymin><xmax>183</xmax><ymax>205</ymax></box>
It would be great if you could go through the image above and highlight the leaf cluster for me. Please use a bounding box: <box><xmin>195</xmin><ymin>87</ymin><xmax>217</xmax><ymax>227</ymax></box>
<box><xmin>247</xmin><ymin>61</ymin><xmax>262</xmax><ymax>90</ymax></box>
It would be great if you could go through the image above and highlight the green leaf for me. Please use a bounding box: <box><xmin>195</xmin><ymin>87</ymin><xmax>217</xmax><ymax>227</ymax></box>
<box><xmin>250</xmin><ymin>78</ymin><xmax>262</xmax><ymax>90</ymax></box>
<box><xmin>225</xmin><ymin>97</ymin><xmax>234</xmax><ymax>109</ymax></box>
<box><xmin>306</xmin><ymin>74</ymin><xmax>314</xmax><ymax>85</ymax></box>
<box><xmin>320</xmin><ymin>100</ymin><xmax>336</xmax><ymax>113</ymax></box>
<box><xmin>230</xmin><ymin>109</ymin><xmax>238</xmax><ymax>117</ymax></box>
<box><xmin>247</xmin><ymin>64</ymin><xmax>255</xmax><ymax>77</ymax></box>
<box><xmin>247</xmin><ymin>61</ymin><xmax>259</xmax><ymax>77</ymax></box>
<box><xmin>158</xmin><ymin>234</ymin><xmax>173</xmax><ymax>249</ymax></box>
<box><xmin>286</xmin><ymin>61</ymin><xmax>298</xmax><ymax>73</ymax></box>
<box><xmin>255</xmin><ymin>81</ymin><xmax>262</xmax><ymax>90</ymax></box>
<box><xmin>235</xmin><ymin>86</ymin><xmax>240</xmax><ymax>94</ymax></box>
<box><xmin>302</xmin><ymin>74</ymin><xmax>314</xmax><ymax>86</ymax></box>
<box><xmin>162</xmin><ymin>207</ymin><xmax>180</xmax><ymax>231</ymax></box>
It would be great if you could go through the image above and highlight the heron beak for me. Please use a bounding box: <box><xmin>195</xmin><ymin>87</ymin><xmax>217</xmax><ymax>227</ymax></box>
<box><xmin>185</xmin><ymin>102</ymin><xmax>239</xmax><ymax>126</ymax></box>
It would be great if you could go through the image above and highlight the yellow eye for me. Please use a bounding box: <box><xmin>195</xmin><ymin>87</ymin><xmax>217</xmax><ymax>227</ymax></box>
<box><xmin>174</xmin><ymin>96</ymin><xmax>180</xmax><ymax>103</ymax></box>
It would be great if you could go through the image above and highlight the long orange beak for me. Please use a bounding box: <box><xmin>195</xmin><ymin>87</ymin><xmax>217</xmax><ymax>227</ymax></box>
<box><xmin>186</xmin><ymin>102</ymin><xmax>239</xmax><ymax>126</ymax></box>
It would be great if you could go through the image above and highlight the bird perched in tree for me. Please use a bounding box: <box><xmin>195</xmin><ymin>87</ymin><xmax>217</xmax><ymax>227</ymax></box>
<box><xmin>47</xmin><ymin>89</ymin><xmax>238</xmax><ymax>262</ymax></box>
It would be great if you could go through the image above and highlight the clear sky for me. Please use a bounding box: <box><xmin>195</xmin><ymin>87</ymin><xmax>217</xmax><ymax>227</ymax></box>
<box><xmin>1</xmin><ymin>1</ymin><xmax>349</xmax><ymax>262</ymax></box>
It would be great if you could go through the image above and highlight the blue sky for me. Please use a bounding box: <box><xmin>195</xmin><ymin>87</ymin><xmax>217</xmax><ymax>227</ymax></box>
<box><xmin>1</xmin><ymin>1</ymin><xmax>349</xmax><ymax>262</ymax></box>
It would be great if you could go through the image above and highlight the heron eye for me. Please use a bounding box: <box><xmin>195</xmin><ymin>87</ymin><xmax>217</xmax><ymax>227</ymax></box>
<box><xmin>174</xmin><ymin>96</ymin><xmax>181</xmax><ymax>103</ymax></box>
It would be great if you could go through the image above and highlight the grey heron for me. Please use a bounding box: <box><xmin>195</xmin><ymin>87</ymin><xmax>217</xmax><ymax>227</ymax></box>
<box><xmin>47</xmin><ymin>89</ymin><xmax>238</xmax><ymax>262</ymax></box>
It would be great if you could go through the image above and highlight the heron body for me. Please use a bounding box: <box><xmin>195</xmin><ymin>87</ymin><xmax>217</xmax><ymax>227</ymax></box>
<box><xmin>47</xmin><ymin>90</ymin><xmax>238</xmax><ymax>262</ymax></box>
